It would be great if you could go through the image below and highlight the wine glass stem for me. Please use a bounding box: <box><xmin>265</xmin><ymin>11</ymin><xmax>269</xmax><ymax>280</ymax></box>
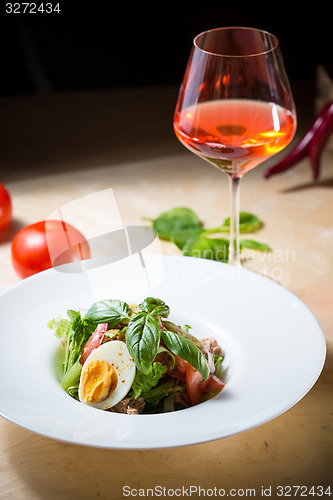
<box><xmin>228</xmin><ymin>174</ymin><xmax>241</xmax><ymax>266</ymax></box>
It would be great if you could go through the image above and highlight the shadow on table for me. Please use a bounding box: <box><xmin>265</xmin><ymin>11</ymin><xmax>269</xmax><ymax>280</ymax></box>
<box><xmin>0</xmin><ymin>218</ymin><xmax>26</xmax><ymax>244</ymax></box>
<box><xmin>281</xmin><ymin>176</ymin><xmax>333</xmax><ymax>193</ymax></box>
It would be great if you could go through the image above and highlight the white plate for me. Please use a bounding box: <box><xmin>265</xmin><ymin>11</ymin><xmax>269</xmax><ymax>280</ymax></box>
<box><xmin>0</xmin><ymin>255</ymin><xmax>326</xmax><ymax>449</ymax></box>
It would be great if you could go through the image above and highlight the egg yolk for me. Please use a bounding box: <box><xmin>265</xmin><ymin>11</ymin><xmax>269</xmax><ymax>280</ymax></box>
<box><xmin>80</xmin><ymin>360</ymin><xmax>118</xmax><ymax>403</ymax></box>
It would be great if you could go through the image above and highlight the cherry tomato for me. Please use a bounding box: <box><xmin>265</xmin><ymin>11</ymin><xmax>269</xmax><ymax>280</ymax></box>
<box><xmin>11</xmin><ymin>220</ymin><xmax>91</xmax><ymax>279</ymax></box>
<box><xmin>0</xmin><ymin>183</ymin><xmax>12</xmax><ymax>231</ymax></box>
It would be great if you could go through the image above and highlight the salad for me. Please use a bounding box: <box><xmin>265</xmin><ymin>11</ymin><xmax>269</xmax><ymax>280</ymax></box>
<box><xmin>48</xmin><ymin>297</ymin><xmax>226</xmax><ymax>414</ymax></box>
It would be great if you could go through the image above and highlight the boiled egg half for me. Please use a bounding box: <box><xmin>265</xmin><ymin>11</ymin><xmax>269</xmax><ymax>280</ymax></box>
<box><xmin>78</xmin><ymin>340</ymin><xmax>136</xmax><ymax>410</ymax></box>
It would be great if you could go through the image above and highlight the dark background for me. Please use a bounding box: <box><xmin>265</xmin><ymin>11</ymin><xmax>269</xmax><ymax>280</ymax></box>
<box><xmin>0</xmin><ymin>3</ymin><xmax>331</xmax><ymax>97</ymax></box>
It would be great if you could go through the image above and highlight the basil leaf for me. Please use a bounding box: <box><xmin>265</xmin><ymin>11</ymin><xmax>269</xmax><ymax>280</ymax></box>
<box><xmin>240</xmin><ymin>239</ymin><xmax>271</xmax><ymax>252</ymax></box>
<box><xmin>223</xmin><ymin>212</ymin><xmax>263</xmax><ymax>233</ymax></box>
<box><xmin>139</xmin><ymin>297</ymin><xmax>170</xmax><ymax>318</ymax></box>
<box><xmin>151</xmin><ymin>207</ymin><xmax>202</xmax><ymax>241</ymax></box>
<box><xmin>162</xmin><ymin>320</ymin><xmax>202</xmax><ymax>348</ymax></box>
<box><xmin>126</xmin><ymin>312</ymin><xmax>161</xmax><ymax>374</ymax></box>
<box><xmin>130</xmin><ymin>361</ymin><xmax>167</xmax><ymax>399</ymax></box>
<box><xmin>85</xmin><ymin>299</ymin><xmax>131</xmax><ymax>327</ymax></box>
<box><xmin>161</xmin><ymin>330</ymin><xmax>209</xmax><ymax>382</ymax></box>
<box><xmin>182</xmin><ymin>236</ymin><xmax>229</xmax><ymax>262</ymax></box>
<box><xmin>171</xmin><ymin>227</ymin><xmax>204</xmax><ymax>250</ymax></box>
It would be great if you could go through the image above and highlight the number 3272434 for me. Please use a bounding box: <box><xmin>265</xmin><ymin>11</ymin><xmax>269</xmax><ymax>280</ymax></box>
<box><xmin>5</xmin><ymin>3</ymin><xmax>61</xmax><ymax>13</ymax></box>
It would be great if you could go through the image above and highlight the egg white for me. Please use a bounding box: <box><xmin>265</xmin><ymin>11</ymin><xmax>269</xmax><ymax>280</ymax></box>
<box><xmin>78</xmin><ymin>340</ymin><xmax>136</xmax><ymax>410</ymax></box>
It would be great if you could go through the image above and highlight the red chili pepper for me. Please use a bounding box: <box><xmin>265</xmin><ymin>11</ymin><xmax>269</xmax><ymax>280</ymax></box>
<box><xmin>264</xmin><ymin>101</ymin><xmax>333</xmax><ymax>181</ymax></box>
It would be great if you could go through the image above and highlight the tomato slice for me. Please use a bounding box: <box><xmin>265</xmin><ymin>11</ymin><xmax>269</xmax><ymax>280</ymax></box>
<box><xmin>80</xmin><ymin>323</ymin><xmax>108</xmax><ymax>365</ymax></box>
<box><xmin>167</xmin><ymin>353</ymin><xmax>225</xmax><ymax>406</ymax></box>
<box><xmin>201</xmin><ymin>373</ymin><xmax>225</xmax><ymax>394</ymax></box>
<box><xmin>167</xmin><ymin>354</ymin><xmax>188</xmax><ymax>381</ymax></box>
<box><xmin>186</xmin><ymin>363</ymin><xmax>225</xmax><ymax>406</ymax></box>
<box><xmin>186</xmin><ymin>363</ymin><xmax>204</xmax><ymax>406</ymax></box>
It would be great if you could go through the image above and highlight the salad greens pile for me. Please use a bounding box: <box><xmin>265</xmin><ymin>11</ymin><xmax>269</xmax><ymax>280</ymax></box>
<box><xmin>48</xmin><ymin>297</ymin><xmax>224</xmax><ymax>413</ymax></box>
<box><xmin>145</xmin><ymin>207</ymin><xmax>270</xmax><ymax>262</ymax></box>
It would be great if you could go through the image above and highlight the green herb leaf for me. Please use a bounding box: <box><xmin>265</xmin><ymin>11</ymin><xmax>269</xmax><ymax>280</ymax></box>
<box><xmin>171</xmin><ymin>227</ymin><xmax>205</xmax><ymax>250</ymax></box>
<box><xmin>61</xmin><ymin>359</ymin><xmax>82</xmax><ymax>392</ymax></box>
<box><xmin>48</xmin><ymin>310</ymin><xmax>94</xmax><ymax>391</ymax></box>
<box><xmin>130</xmin><ymin>362</ymin><xmax>167</xmax><ymax>399</ymax></box>
<box><xmin>213</xmin><ymin>355</ymin><xmax>225</xmax><ymax>381</ymax></box>
<box><xmin>182</xmin><ymin>236</ymin><xmax>229</xmax><ymax>262</ymax></box>
<box><xmin>139</xmin><ymin>297</ymin><xmax>170</xmax><ymax>318</ymax></box>
<box><xmin>161</xmin><ymin>330</ymin><xmax>209</xmax><ymax>382</ymax></box>
<box><xmin>85</xmin><ymin>299</ymin><xmax>131</xmax><ymax>327</ymax></box>
<box><xmin>222</xmin><ymin>212</ymin><xmax>263</xmax><ymax>233</ymax></box>
<box><xmin>151</xmin><ymin>207</ymin><xmax>202</xmax><ymax>241</ymax></box>
<box><xmin>47</xmin><ymin>316</ymin><xmax>72</xmax><ymax>340</ymax></box>
<box><xmin>63</xmin><ymin>312</ymin><xmax>94</xmax><ymax>375</ymax></box>
<box><xmin>162</xmin><ymin>320</ymin><xmax>202</xmax><ymax>348</ymax></box>
<box><xmin>141</xmin><ymin>379</ymin><xmax>185</xmax><ymax>406</ymax></box>
<box><xmin>125</xmin><ymin>312</ymin><xmax>161</xmax><ymax>374</ymax></box>
<box><xmin>239</xmin><ymin>239</ymin><xmax>271</xmax><ymax>252</ymax></box>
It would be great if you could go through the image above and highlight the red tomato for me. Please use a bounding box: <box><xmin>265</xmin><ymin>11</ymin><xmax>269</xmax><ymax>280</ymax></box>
<box><xmin>168</xmin><ymin>354</ymin><xmax>225</xmax><ymax>406</ymax></box>
<box><xmin>186</xmin><ymin>363</ymin><xmax>225</xmax><ymax>406</ymax></box>
<box><xmin>167</xmin><ymin>354</ymin><xmax>188</xmax><ymax>381</ymax></box>
<box><xmin>80</xmin><ymin>323</ymin><xmax>108</xmax><ymax>365</ymax></box>
<box><xmin>186</xmin><ymin>364</ymin><xmax>204</xmax><ymax>406</ymax></box>
<box><xmin>0</xmin><ymin>183</ymin><xmax>12</xmax><ymax>231</ymax></box>
<box><xmin>11</xmin><ymin>220</ymin><xmax>91</xmax><ymax>279</ymax></box>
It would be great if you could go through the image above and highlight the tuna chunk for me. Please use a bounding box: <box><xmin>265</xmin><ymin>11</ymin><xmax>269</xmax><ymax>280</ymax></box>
<box><xmin>110</xmin><ymin>397</ymin><xmax>145</xmax><ymax>415</ymax></box>
<box><xmin>200</xmin><ymin>337</ymin><xmax>223</xmax><ymax>357</ymax></box>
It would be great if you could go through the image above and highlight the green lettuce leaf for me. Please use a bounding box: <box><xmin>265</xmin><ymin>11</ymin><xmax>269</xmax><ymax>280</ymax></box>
<box><xmin>130</xmin><ymin>362</ymin><xmax>167</xmax><ymax>399</ymax></box>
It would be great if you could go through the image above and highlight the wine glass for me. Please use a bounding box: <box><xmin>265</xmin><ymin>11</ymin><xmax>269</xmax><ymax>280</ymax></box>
<box><xmin>173</xmin><ymin>27</ymin><xmax>296</xmax><ymax>266</ymax></box>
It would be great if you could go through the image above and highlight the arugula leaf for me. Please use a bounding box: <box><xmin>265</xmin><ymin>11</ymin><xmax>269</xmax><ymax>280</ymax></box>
<box><xmin>139</xmin><ymin>297</ymin><xmax>170</xmax><ymax>318</ymax></box>
<box><xmin>161</xmin><ymin>330</ymin><xmax>209</xmax><ymax>382</ymax></box>
<box><xmin>125</xmin><ymin>312</ymin><xmax>161</xmax><ymax>374</ymax></box>
<box><xmin>150</xmin><ymin>207</ymin><xmax>202</xmax><ymax>241</ymax></box>
<box><xmin>85</xmin><ymin>299</ymin><xmax>131</xmax><ymax>327</ymax></box>
<box><xmin>130</xmin><ymin>361</ymin><xmax>167</xmax><ymax>399</ymax></box>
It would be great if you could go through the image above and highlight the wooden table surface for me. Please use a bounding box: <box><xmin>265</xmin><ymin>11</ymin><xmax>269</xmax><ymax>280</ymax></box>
<box><xmin>0</xmin><ymin>85</ymin><xmax>332</xmax><ymax>499</ymax></box>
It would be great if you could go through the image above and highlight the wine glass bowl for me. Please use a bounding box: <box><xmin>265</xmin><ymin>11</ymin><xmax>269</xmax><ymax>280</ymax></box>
<box><xmin>173</xmin><ymin>27</ymin><xmax>296</xmax><ymax>265</ymax></box>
